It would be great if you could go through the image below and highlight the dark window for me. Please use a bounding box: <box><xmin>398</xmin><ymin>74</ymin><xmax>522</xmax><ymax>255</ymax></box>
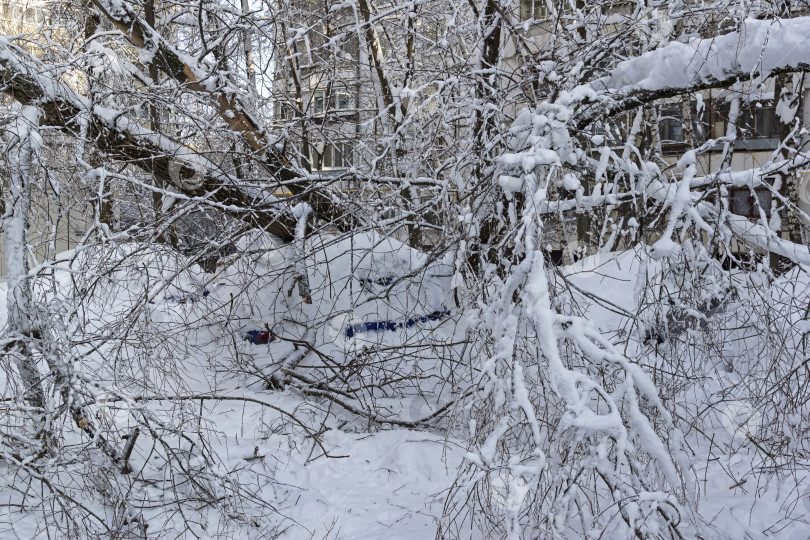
<box><xmin>313</xmin><ymin>90</ymin><xmax>326</xmax><ymax>114</ymax></box>
<box><xmin>724</xmin><ymin>101</ymin><xmax>780</xmax><ymax>139</ymax></box>
<box><xmin>521</xmin><ymin>0</ymin><xmax>547</xmax><ymax>21</ymax></box>
<box><xmin>659</xmin><ymin>102</ymin><xmax>710</xmax><ymax>146</ymax></box>
<box><xmin>712</xmin><ymin>101</ymin><xmax>731</xmax><ymax>139</ymax></box>
<box><xmin>659</xmin><ymin>107</ymin><xmax>684</xmax><ymax>144</ymax></box>
<box><xmin>334</xmin><ymin>91</ymin><xmax>353</xmax><ymax>112</ymax></box>
<box><xmin>729</xmin><ymin>178</ymin><xmax>774</xmax><ymax>217</ymax></box>
<box><xmin>753</xmin><ymin>105</ymin><xmax>779</xmax><ymax>138</ymax></box>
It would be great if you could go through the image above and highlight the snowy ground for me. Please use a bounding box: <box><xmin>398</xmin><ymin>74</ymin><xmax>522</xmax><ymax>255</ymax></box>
<box><xmin>2</xmin><ymin>243</ymin><xmax>810</xmax><ymax>538</ymax></box>
<box><xmin>563</xmin><ymin>249</ymin><xmax>810</xmax><ymax>540</ymax></box>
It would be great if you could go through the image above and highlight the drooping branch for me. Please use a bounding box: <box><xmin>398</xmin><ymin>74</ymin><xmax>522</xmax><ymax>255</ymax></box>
<box><xmin>89</xmin><ymin>0</ymin><xmax>281</xmax><ymax>164</ymax></box>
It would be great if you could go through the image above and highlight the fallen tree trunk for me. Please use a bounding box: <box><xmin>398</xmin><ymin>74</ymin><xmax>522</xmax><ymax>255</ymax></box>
<box><xmin>88</xmin><ymin>0</ymin><xmax>356</xmax><ymax>234</ymax></box>
<box><xmin>0</xmin><ymin>38</ymin><xmax>319</xmax><ymax>242</ymax></box>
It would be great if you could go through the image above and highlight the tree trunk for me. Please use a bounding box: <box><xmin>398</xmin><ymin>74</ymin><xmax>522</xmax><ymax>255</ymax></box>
<box><xmin>3</xmin><ymin>106</ymin><xmax>49</xmax><ymax>453</ymax></box>
<box><xmin>470</xmin><ymin>0</ymin><xmax>507</xmax><ymax>273</ymax></box>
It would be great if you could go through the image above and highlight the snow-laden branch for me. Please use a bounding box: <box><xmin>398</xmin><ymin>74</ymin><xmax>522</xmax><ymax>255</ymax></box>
<box><xmin>726</xmin><ymin>214</ymin><xmax>810</xmax><ymax>265</ymax></box>
<box><xmin>465</xmin><ymin>99</ymin><xmax>690</xmax><ymax>534</ymax></box>
<box><xmin>503</xmin><ymin>57</ymin><xmax>810</xmax><ymax>266</ymax></box>
<box><xmin>604</xmin><ymin>17</ymin><xmax>810</xmax><ymax>92</ymax></box>
<box><xmin>89</xmin><ymin>0</ymin><xmax>279</xmax><ymax>159</ymax></box>
<box><xmin>576</xmin><ymin>16</ymin><xmax>810</xmax><ymax>126</ymax></box>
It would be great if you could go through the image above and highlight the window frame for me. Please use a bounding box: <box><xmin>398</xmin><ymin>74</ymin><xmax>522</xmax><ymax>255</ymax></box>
<box><xmin>319</xmin><ymin>141</ymin><xmax>353</xmax><ymax>171</ymax></box>
<box><xmin>311</xmin><ymin>89</ymin><xmax>355</xmax><ymax>116</ymax></box>
<box><xmin>520</xmin><ymin>0</ymin><xmax>547</xmax><ymax>21</ymax></box>
<box><xmin>659</xmin><ymin>106</ymin><xmax>685</xmax><ymax>144</ymax></box>
<box><xmin>728</xmin><ymin>177</ymin><xmax>774</xmax><ymax>218</ymax></box>
<box><xmin>332</xmin><ymin>90</ymin><xmax>354</xmax><ymax>113</ymax></box>
<box><xmin>294</xmin><ymin>37</ymin><xmax>313</xmax><ymax>67</ymax></box>
<box><xmin>714</xmin><ymin>100</ymin><xmax>780</xmax><ymax>140</ymax></box>
<box><xmin>312</xmin><ymin>90</ymin><xmax>327</xmax><ymax>114</ymax></box>
<box><xmin>658</xmin><ymin>102</ymin><xmax>711</xmax><ymax>149</ymax></box>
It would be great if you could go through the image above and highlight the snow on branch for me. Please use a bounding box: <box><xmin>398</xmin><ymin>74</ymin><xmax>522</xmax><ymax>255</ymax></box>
<box><xmin>88</xmin><ymin>0</ymin><xmax>276</xmax><ymax>156</ymax></box>
<box><xmin>726</xmin><ymin>214</ymin><xmax>810</xmax><ymax>266</ymax></box>
<box><xmin>577</xmin><ymin>16</ymin><xmax>810</xmax><ymax>126</ymax></box>
<box><xmin>604</xmin><ymin>17</ymin><xmax>810</xmax><ymax>92</ymax></box>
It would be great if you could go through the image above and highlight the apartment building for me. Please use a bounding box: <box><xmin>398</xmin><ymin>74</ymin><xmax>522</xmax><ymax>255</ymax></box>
<box><xmin>273</xmin><ymin>0</ymin><xmax>452</xmax><ymax>174</ymax></box>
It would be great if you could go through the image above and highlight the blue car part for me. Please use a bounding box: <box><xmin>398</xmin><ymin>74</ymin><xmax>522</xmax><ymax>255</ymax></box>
<box><xmin>244</xmin><ymin>330</ymin><xmax>275</xmax><ymax>345</ymax></box>
<box><xmin>345</xmin><ymin>308</ymin><xmax>451</xmax><ymax>338</ymax></box>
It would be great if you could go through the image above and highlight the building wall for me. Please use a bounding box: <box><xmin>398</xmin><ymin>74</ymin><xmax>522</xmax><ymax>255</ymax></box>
<box><xmin>0</xmin><ymin>2</ymin><xmax>94</xmax><ymax>276</ymax></box>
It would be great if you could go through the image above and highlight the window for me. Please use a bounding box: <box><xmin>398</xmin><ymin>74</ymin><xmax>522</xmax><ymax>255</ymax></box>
<box><xmin>342</xmin><ymin>178</ymin><xmax>360</xmax><ymax>192</ymax></box>
<box><xmin>5</xmin><ymin>5</ymin><xmax>21</xmax><ymax>21</ymax></box>
<box><xmin>729</xmin><ymin>178</ymin><xmax>774</xmax><ymax>218</ymax></box>
<box><xmin>521</xmin><ymin>0</ymin><xmax>547</xmax><ymax>21</ymax></box>
<box><xmin>278</xmin><ymin>102</ymin><xmax>296</xmax><ymax>121</ymax></box>
<box><xmin>750</xmin><ymin>105</ymin><xmax>779</xmax><ymax>138</ymax></box>
<box><xmin>312</xmin><ymin>89</ymin><xmax>354</xmax><ymax>115</ymax></box>
<box><xmin>658</xmin><ymin>102</ymin><xmax>710</xmax><ymax>148</ymax></box>
<box><xmin>712</xmin><ymin>101</ymin><xmax>730</xmax><ymax>139</ymax></box>
<box><xmin>659</xmin><ymin>107</ymin><xmax>684</xmax><ymax>144</ymax></box>
<box><xmin>294</xmin><ymin>38</ymin><xmax>312</xmax><ymax>67</ymax></box>
<box><xmin>319</xmin><ymin>142</ymin><xmax>353</xmax><ymax>170</ymax></box>
<box><xmin>334</xmin><ymin>91</ymin><xmax>353</xmax><ymax>112</ymax></box>
<box><xmin>715</xmin><ymin>100</ymin><xmax>780</xmax><ymax>140</ymax></box>
<box><xmin>313</xmin><ymin>90</ymin><xmax>327</xmax><ymax>114</ymax></box>
<box><xmin>22</xmin><ymin>8</ymin><xmax>45</xmax><ymax>25</ymax></box>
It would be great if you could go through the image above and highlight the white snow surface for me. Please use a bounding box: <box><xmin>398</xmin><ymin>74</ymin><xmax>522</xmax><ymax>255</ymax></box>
<box><xmin>1</xmin><ymin>240</ymin><xmax>810</xmax><ymax>538</ymax></box>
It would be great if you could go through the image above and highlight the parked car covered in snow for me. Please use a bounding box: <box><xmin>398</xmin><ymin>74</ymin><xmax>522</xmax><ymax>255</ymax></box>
<box><xmin>640</xmin><ymin>257</ymin><xmax>733</xmax><ymax>343</ymax></box>
<box><xmin>305</xmin><ymin>232</ymin><xmax>453</xmax><ymax>345</ymax></box>
<box><xmin>230</xmin><ymin>232</ymin><xmax>454</xmax><ymax>348</ymax></box>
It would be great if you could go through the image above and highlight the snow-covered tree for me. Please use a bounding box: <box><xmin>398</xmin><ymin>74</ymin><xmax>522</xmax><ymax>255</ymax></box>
<box><xmin>1</xmin><ymin>1</ymin><xmax>810</xmax><ymax>538</ymax></box>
